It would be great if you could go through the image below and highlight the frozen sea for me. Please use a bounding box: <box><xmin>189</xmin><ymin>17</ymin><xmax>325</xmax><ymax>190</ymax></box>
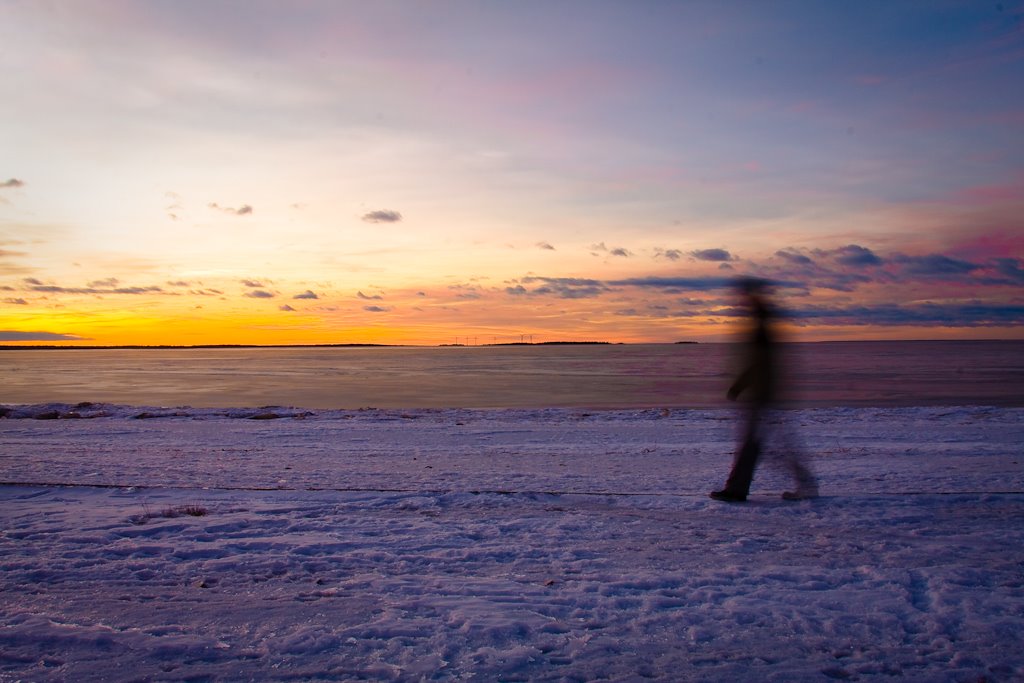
<box><xmin>1</xmin><ymin>340</ymin><xmax>1022</xmax><ymax>409</ymax></box>
<box><xmin>1</xmin><ymin>341</ymin><xmax>1023</xmax><ymax>681</ymax></box>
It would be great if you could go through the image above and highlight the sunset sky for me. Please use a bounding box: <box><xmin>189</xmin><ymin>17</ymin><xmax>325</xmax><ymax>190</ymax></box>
<box><xmin>1</xmin><ymin>1</ymin><xmax>1022</xmax><ymax>345</ymax></box>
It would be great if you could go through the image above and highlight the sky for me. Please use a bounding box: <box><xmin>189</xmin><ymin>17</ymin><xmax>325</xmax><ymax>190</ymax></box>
<box><xmin>1</xmin><ymin>0</ymin><xmax>1022</xmax><ymax>346</ymax></box>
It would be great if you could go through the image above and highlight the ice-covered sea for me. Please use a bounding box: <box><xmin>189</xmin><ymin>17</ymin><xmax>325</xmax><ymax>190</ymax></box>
<box><xmin>2</xmin><ymin>402</ymin><xmax>1023</xmax><ymax>681</ymax></box>
<box><xmin>3</xmin><ymin>341</ymin><xmax>1023</xmax><ymax>409</ymax></box>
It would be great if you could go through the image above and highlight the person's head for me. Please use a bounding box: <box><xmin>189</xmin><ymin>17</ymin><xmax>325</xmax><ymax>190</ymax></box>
<box><xmin>736</xmin><ymin>276</ymin><xmax>768</xmax><ymax>295</ymax></box>
<box><xmin>736</xmin><ymin>277</ymin><xmax>772</xmax><ymax>318</ymax></box>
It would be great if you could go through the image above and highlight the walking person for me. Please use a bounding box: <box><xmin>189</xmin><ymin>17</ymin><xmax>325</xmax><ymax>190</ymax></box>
<box><xmin>710</xmin><ymin>278</ymin><xmax>817</xmax><ymax>502</ymax></box>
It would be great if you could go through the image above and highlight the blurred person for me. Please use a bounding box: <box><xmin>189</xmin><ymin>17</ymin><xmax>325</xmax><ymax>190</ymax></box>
<box><xmin>710</xmin><ymin>278</ymin><xmax>818</xmax><ymax>503</ymax></box>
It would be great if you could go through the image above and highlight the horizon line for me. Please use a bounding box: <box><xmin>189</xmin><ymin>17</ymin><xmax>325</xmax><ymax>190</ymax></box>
<box><xmin>1</xmin><ymin>339</ymin><xmax>1021</xmax><ymax>351</ymax></box>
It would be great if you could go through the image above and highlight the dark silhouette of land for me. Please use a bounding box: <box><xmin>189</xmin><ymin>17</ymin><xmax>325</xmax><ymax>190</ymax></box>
<box><xmin>0</xmin><ymin>341</ymin><xmax>616</xmax><ymax>351</ymax></box>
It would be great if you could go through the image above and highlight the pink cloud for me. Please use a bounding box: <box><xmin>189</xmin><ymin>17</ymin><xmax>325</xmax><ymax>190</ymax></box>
<box><xmin>948</xmin><ymin>231</ymin><xmax>1024</xmax><ymax>261</ymax></box>
<box><xmin>879</xmin><ymin>190</ymin><xmax>1024</xmax><ymax>259</ymax></box>
<box><xmin>952</xmin><ymin>173</ymin><xmax>1024</xmax><ymax>205</ymax></box>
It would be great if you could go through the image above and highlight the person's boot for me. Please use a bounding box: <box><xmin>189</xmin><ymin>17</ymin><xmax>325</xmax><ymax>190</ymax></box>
<box><xmin>713</xmin><ymin>438</ymin><xmax>759</xmax><ymax>502</ymax></box>
<box><xmin>709</xmin><ymin>489</ymin><xmax>747</xmax><ymax>502</ymax></box>
<box><xmin>782</xmin><ymin>478</ymin><xmax>819</xmax><ymax>501</ymax></box>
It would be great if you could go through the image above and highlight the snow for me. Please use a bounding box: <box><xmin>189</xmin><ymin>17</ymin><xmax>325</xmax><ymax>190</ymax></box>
<box><xmin>2</xmin><ymin>404</ymin><xmax>1023</xmax><ymax>681</ymax></box>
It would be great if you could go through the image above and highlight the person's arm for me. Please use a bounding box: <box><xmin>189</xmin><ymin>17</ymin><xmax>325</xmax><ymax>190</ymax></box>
<box><xmin>727</xmin><ymin>367</ymin><xmax>751</xmax><ymax>401</ymax></box>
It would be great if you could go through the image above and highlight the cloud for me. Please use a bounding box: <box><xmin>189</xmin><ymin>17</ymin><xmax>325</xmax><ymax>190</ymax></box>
<box><xmin>448</xmin><ymin>283</ymin><xmax>483</xmax><ymax>298</ymax></box>
<box><xmin>509</xmin><ymin>274</ymin><xmax>810</xmax><ymax>300</ymax></box>
<box><xmin>293</xmin><ymin>290</ymin><xmax>319</xmax><ymax>299</ymax></box>
<box><xmin>992</xmin><ymin>258</ymin><xmax>1024</xmax><ymax>283</ymax></box>
<box><xmin>809</xmin><ymin>244</ymin><xmax>882</xmax><ymax>267</ymax></box>
<box><xmin>1</xmin><ymin>179</ymin><xmax>25</xmax><ymax>188</ymax></box>
<box><xmin>0</xmin><ymin>247</ymin><xmax>30</xmax><ymax>273</ymax></box>
<box><xmin>362</xmin><ymin>210</ymin><xmax>402</xmax><ymax>223</ymax></box>
<box><xmin>832</xmin><ymin>245</ymin><xmax>883</xmax><ymax>267</ymax></box>
<box><xmin>602</xmin><ymin>299</ymin><xmax>1024</xmax><ymax>327</ymax></box>
<box><xmin>165</xmin><ymin>192</ymin><xmax>183</xmax><ymax>221</ymax></box>
<box><xmin>279</xmin><ymin>304</ymin><xmax>296</xmax><ymax>312</ymax></box>
<box><xmin>0</xmin><ymin>330</ymin><xmax>86</xmax><ymax>341</ymax></box>
<box><xmin>766</xmin><ymin>245</ymin><xmax>1016</xmax><ymax>291</ymax></box>
<box><xmin>4</xmin><ymin>298</ymin><xmax>27</xmax><ymax>305</ymax></box>
<box><xmin>363</xmin><ymin>305</ymin><xmax>390</xmax><ymax>312</ymax></box>
<box><xmin>357</xmin><ymin>291</ymin><xmax>383</xmax><ymax>300</ymax></box>
<box><xmin>691</xmin><ymin>248</ymin><xmax>735</xmax><ymax>262</ymax></box>
<box><xmin>208</xmin><ymin>202</ymin><xmax>253</xmax><ymax>216</ymax></box>
<box><xmin>892</xmin><ymin>253</ymin><xmax>980</xmax><ymax>277</ymax></box>
<box><xmin>536</xmin><ymin>242</ymin><xmax>556</xmax><ymax>250</ymax></box>
<box><xmin>112</xmin><ymin>287</ymin><xmax>163</xmax><ymax>294</ymax></box>
<box><xmin>167</xmin><ymin>281</ymin><xmax>191</xmax><ymax>287</ymax></box>
<box><xmin>609</xmin><ymin>276</ymin><xmax>737</xmax><ymax>292</ymax></box>
<box><xmin>654</xmin><ymin>248</ymin><xmax>683</xmax><ymax>261</ymax></box>
<box><xmin>590</xmin><ymin>242</ymin><xmax>632</xmax><ymax>258</ymax></box>
<box><xmin>26</xmin><ymin>281</ymin><xmax>164</xmax><ymax>295</ymax></box>
<box><xmin>786</xmin><ymin>302</ymin><xmax>1024</xmax><ymax>327</ymax></box>
<box><xmin>242</xmin><ymin>280</ymin><xmax>265</xmax><ymax>288</ymax></box>
<box><xmin>614</xmin><ymin>302</ymin><xmax>752</xmax><ymax>320</ymax></box>
<box><xmin>774</xmin><ymin>249</ymin><xmax>814</xmax><ymax>265</ymax></box>
<box><xmin>757</xmin><ymin>245</ymin><xmax>892</xmax><ymax>291</ymax></box>
<box><xmin>244</xmin><ymin>290</ymin><xmax>275</xmax><ymax>298</ymax></box>
<box><xmin>516</xmin><ymin>276</ymin><xmax>609</xmax><ymax>299</ymax></box>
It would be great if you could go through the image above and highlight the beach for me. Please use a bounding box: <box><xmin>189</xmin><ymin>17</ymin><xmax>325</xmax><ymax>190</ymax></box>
<box><xmin>2</xmin><ymin>404</ymin><xmax>1022</xmax><ymax>681</ymax></box>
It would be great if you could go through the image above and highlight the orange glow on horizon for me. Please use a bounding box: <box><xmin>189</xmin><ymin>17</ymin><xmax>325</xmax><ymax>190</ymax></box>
<box><xmin>2</xmin><ymin>305</ymin><xmax>1021</xmax><ymax>347</ymax></box>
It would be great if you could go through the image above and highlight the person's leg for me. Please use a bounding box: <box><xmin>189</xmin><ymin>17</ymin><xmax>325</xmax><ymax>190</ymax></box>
<box><xmin>724</xmin><ymin>433</ymin><xmax>760</xmax><ymax>495</ymax></box>
<box><xmin>772</xmin><ymin>410</ymin><xmax>818</xmax><ymax>500</ymax></box>
<box><xmin>712</xmin><ymin>407</ymin><xmax>762</xmax><ymax>501</ymax></box>
<box><xmin>782</xmin><ymin>457</ymin><xmax>818</xmax><ymax>500</ymax></box>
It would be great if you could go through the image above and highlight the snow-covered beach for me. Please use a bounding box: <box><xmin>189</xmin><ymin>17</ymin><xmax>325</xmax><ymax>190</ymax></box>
<box><xmin>2</xmin><ymin>404</ymin><xmax>1022</xmax><ymax>681</ymax></box>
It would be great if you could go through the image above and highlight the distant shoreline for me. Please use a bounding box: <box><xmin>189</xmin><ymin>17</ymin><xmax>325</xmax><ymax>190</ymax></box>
<box><xmin>0</xmin><ymin>339</ymin><xmax>1018</xmax><ymax>351</ymax></box>
<box><xmin>0</xmin><ymin>341</ymin><xmax>619</xmax><ymax>351</ymax></box>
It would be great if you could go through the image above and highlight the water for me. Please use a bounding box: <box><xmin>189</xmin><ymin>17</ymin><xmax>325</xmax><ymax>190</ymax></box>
<box><xmin>0</xmin><ymin>341</ymin><xmax>1021</xmax><ymax>409</ymax></box>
